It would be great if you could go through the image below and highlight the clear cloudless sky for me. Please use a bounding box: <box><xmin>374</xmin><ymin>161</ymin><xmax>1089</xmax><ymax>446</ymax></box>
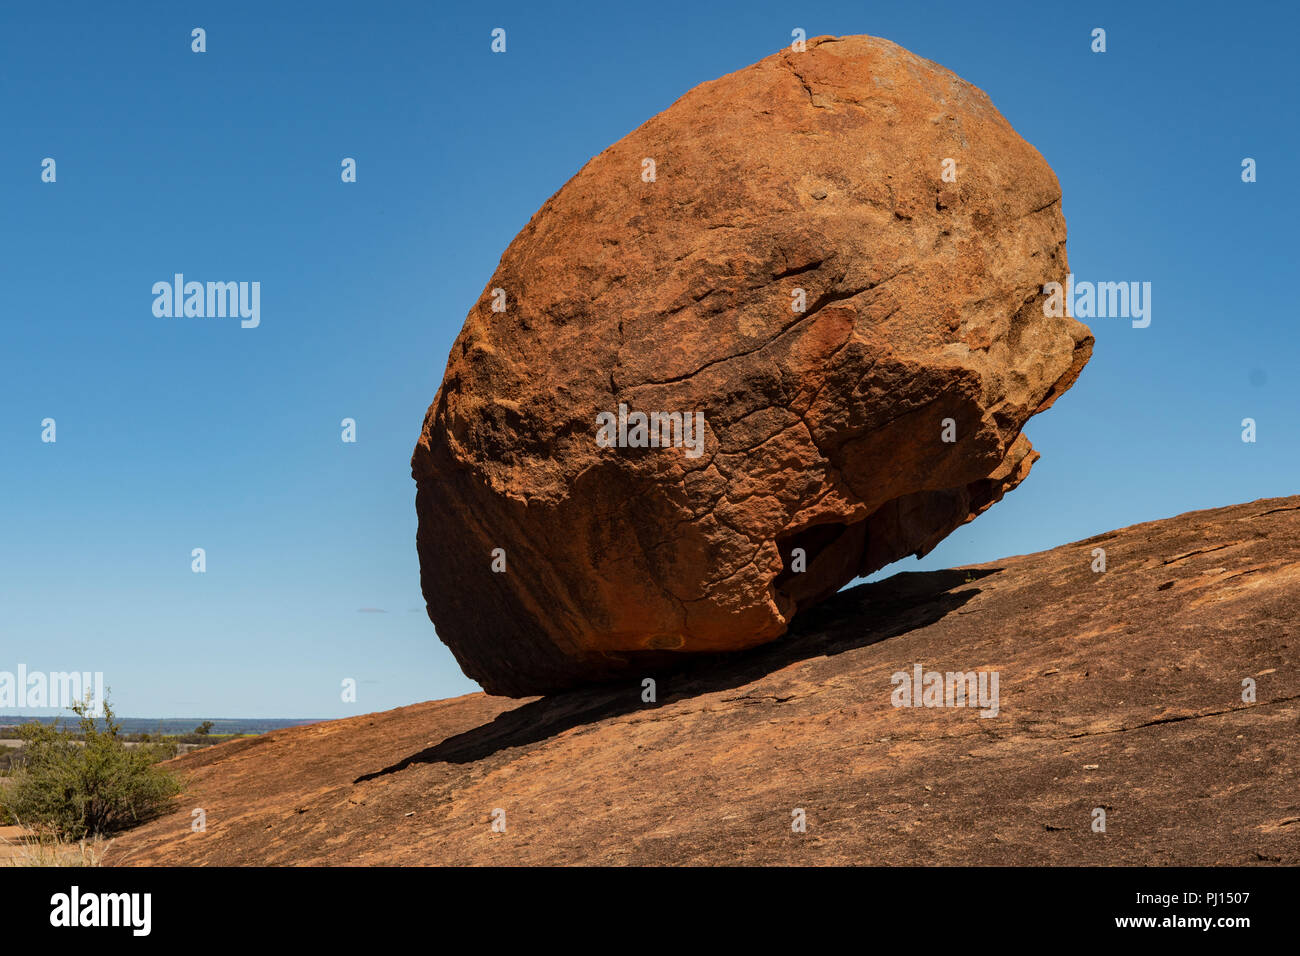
<box><xmin>1</xmin><ymin>0</ymin><xmax>1295</xmax><ymax>717</ymax></box>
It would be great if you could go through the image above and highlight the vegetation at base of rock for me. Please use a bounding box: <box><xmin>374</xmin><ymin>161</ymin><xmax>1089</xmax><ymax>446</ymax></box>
<box><xmin>1</xmin><ymin>695</ymin><xmax>181</xmax><ymax>840</ymax></box>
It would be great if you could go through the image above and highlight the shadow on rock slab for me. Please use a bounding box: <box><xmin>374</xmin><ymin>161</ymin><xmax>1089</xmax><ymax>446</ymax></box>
<box><xmin>355</xmin><ymin>566</ymin><xmax>997</xmax><ymax>778</ymax></box>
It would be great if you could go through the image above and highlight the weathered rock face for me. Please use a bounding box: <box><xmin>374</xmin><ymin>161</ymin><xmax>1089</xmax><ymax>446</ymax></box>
<box><xmin>413</xmin><ymin>34</ymin><xmax>1093</xmax><ymax>696</ymax></box>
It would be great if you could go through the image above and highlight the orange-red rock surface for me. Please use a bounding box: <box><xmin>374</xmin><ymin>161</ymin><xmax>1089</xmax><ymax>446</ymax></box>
<box><xmin>108</xmin><ymin>497</ymin><xmax>1300</xmax><ymax>866</ymax></box>
<box><xmin>412</xmin><ymin>35</ymin><xmax>1093</xmax><ymax>695</ymax></box>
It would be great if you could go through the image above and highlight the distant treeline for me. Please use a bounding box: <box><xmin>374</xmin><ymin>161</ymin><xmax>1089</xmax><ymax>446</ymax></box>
<box><xmin>0</xmin><ymin>716</ymin><xmax>323</xmax><ymax>736</ymax></box>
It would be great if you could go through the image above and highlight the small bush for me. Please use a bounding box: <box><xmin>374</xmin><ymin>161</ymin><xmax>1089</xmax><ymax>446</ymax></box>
<box><xmin>1</xmin><ymin>695</ymin><xmax>180</xmax><ymax>840</ymax></box>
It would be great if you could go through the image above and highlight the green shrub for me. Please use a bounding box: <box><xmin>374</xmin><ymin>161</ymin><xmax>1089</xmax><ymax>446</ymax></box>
<box><xmin>1</xmin><ymin>695</ymin><xmax>180</xmax><ymax>840</ymax></box>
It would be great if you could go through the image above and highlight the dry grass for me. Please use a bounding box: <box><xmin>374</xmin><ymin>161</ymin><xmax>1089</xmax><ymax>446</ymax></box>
<box><xmin>0</xmin><ymin>824</ymin><xmax>108</xmax><ymax>867</ymax></box>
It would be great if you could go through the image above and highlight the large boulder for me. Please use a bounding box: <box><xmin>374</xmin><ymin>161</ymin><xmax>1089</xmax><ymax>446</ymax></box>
<box><xmin>413</xmin><ymin>35</ymin><xmax>1093</xmax><ymax>696</ymax></box>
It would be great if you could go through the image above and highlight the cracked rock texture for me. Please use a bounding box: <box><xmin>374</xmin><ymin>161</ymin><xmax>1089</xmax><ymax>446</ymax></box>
<box><xmin>412</xmin><ymin>34</ymin><xmax>1093</xmax><ymax>696</ymax></box>
<box><xmin>107</xmin><ymin>498</ymin><xmax>1300</xmax><ymax>865</ymax></box>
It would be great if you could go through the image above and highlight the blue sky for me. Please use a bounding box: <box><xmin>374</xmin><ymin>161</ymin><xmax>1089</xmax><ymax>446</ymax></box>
<box><xmin>1</xmin><ymin>0</ymin><xmax>1294</xmax><ymax>717</ymax></box>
